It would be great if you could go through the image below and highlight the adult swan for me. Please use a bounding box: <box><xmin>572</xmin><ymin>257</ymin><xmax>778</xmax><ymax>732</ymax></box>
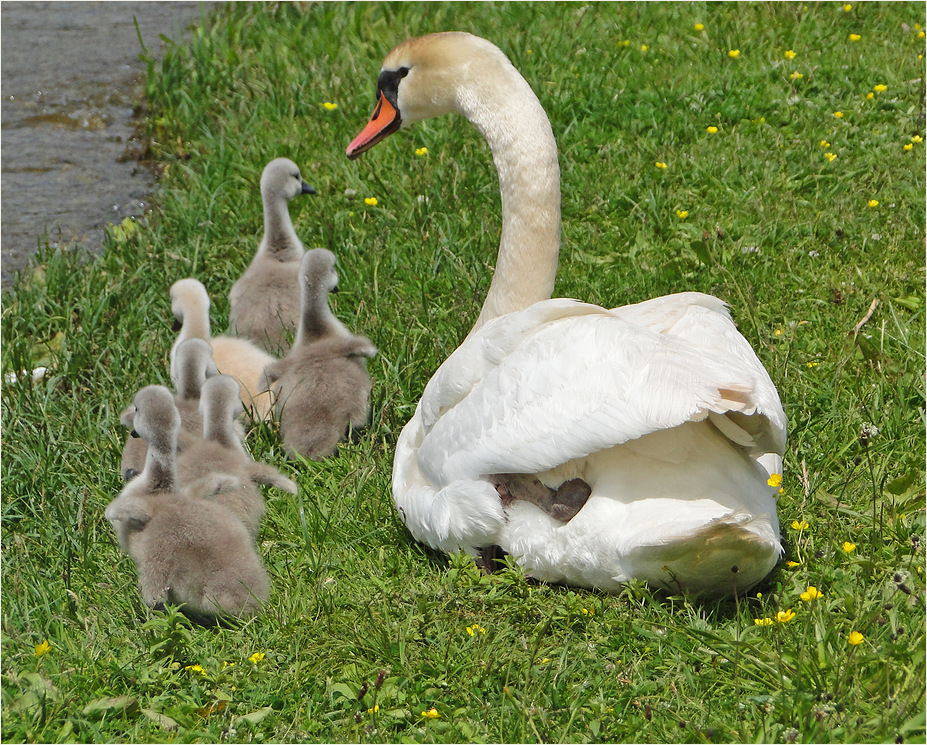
<box><xmin>347</xmin><ymin>32</ymin><xmax>786</xmax><ymax>599</ymax></box>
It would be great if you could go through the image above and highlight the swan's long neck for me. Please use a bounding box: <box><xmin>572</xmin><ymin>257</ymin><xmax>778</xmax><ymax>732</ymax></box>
<box><xmin>296</xmin><ymin>286</ymin><xmax>348</xmax><ymax>346</ymax></box>
<box><xmin>143</xmin><ymin>428</ymin><xmax>177</xmax><ymax>493</ymax></box>
<box><xmin>456</xmin><ymin>63</ymin><xmax>561</xmax><ymax>333</ymax></box>
<box><xmin>260</xmin><ymin>192</ymin><xmax>303</xmax><ymax>261</ymax></box>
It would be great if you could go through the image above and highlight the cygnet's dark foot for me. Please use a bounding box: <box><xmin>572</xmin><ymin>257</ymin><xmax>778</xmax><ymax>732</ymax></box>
<box><xmin>490</xmin><ymin>473</ymin><xmax>591</xmax><ymax>523</ymax></box>
<box><xmin>476</xmin><ymin>544</ymin><xmax>508</xmax><ymax>574</ymax></box>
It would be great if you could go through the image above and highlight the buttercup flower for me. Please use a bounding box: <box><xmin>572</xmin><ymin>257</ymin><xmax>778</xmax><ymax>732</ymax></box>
<box><xmin>641</xmin><ymin>45</ymin><xmax>649</xmax><ymax>52</ymax></box>
<box><xmin>800</xmin><ymin>586</ymin><xmax>823</xmax><ymax>602</ymax></box>
<box><xmin>728</xmin><ymin>49</ymin><xmax>740</xmax><ymax>58</ymax></box>
<box><xmin>834</xmin><ymin>111</ymin><xmax>844</xmax><ymax>118</ymax></box>
<box><xmin>866</xmin><ymin>92</ymin><xmax>875</xmax><ymax>100</ymax></box>
<box><xmin>185</xmin><ymin>664</ymin><xmax>207</xmax><ymax>675</ymax></box>
<box><xmin>581</xmin><ymin>607</ymin><xmax>595</xmax><ymax>616</ymax></box>
<box><xmin>912</xmin><ymin>135</ymin><xmax>924</xmax><ymax>143</ymax></box>
<box><xmin>849</xmin><ymin>34</ymin><xmax>861</xmax><ymax>42</ymax></box>
<box><xmin>249</xmin><ymin>652</ymin><xmax>266</xmax><ymax>664</ymax></box>
<box><xmin>776</xmin><ymin>609</ymin><xmax>796</xmax><ymax>623</ymax></box>
<box><xmin>35</xmin><ymin>640</ymin><xmax>51</xmax><ymax>657</ymax></box>
<box><xmin>706</xmin><ymin>126</ymin><xmax>718</xmax><ymax>133</ymax></box>
<box><xmin>421</xmin><ymin>707</ymin><xmax>440</xmax><ymax>719</ymax></box>
<box><xmin>785</xmin><ymin>49</ymin><xmax>797</xmax><ymax>59</ymax></box>
<box><xmin>790</xmin><ymin>71</ymin><xmax>803</xmax><ymax>80</ymax></box>
<box><xmin>825</xmin><ymin>152</ymin><xmax>837</xmax><ymax>161</ymax></box>
<box><xmin>767</xmin><ymin>473</ymin><xmax>782</xmax><ymax>488</ymax></box>
<box><xmin>322</xmin><ymin>102</ymin><xmax>338</xmax><ymax>111</ymax></box>
<box><xmin>655</xmin><ymin>161</ymin><xmax>667</xmax><ymax>169</ymax></box>
<box><xmin>919</xmin><ymin>31</ymin><xmax>926</xmax><ymax>39</ymax></box>
<box><xmin>676</xmin><ymin>210</ymin><xmax>689</xmax><ymax>218</ymax></box>
<box><xmin>774</xmin><ymin>328</ymin><xmax>783</xmax><ymax>336</ymax></box>
<box><xmin>694</xmin><ymin>23</ymin><xmax>704</xmax><ymax>31</ymax></box>
<box><xmin>791</xmin><ymin>520</ymin><xmax>809</xmax><ymax>530</ymax></box>
<box><xmin>820</xmin><ymin>140</ymin><xmax>831</xmax><ymax>148</ymax></box>
<box><xmin>365</xmin><ymin>197</ymin><xmax>378</xmax><ymax>206</ymax></box>
<box><xmin>848</xmin><ymin>631</ymin><xmax>864</xmax><ymax>645</ymax></box>
<box><xmin>754</xmin><ymin>617</ymin><xmax>774</xmax><ymax>627</ymax></box>
<box><xmin>415</xmin><ymin>147</ymin><xmax>428</xmax><ymax>156</ymax></box>
<box><xmin>806</xmin><ymin>361</ymin><xmax>819</xmax><ymax>368</ymax></box>
<box><xmin>904</xmin><ymin>143</ymin><xmax>914</xmax><ymax>150</ymax></box>
<box><xmin>873</xmin><ymin>84</ymin><xmax>887</xmax><ymax>92</ymax></box>
<box><xmin>867</xmin><ymin>199</ymin><xmax>879</xmax><ymax>208</ymax></box>
<box><xmin>466</xmin><ymin>624</ymin><xmax>486</xmax><ymax>636</ymax></box>
<box><xmin>368</xmin><ymin>704</ymin><xmax>380</xmax><ymax>714</ymax></box>
<box><xmin>785</xmin><ymin>560</ymin><xmax>801</xmax><ymax>568</ymax></box>
<box><xmin>842</xmin><ymin>3</ymin><xmax>852</xmax><ymax>10</ymax></box>
<box><xmin>842</xmin><ymin>542</ymin><xmax>857</xmax><ymax>553</ymax></box>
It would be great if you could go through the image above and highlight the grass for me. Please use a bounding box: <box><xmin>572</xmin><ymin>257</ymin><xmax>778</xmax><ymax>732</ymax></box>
<box><xmin>1</xmin><ymin>2</ymin><xmax>924</xmax><ymax>742</ymax></box>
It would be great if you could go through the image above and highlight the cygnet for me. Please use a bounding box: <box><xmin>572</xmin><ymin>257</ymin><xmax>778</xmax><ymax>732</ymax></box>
<box><xmin>170</xmin><ymin>278</ymin><xmax>275</xmax><ymax>421</ymax></box>
<box><xmin>105</xmin><ymin>385</ymin><xmax>269</xmax><ymax>619</ymax></box>
<box><xmin>177</xmin><ymin>374</ymin><xmax>297</xmax><ymax>538</ymax></box>
<box><xmin>229</xmin><ymin>158</ymin><xmax>316</xmax><ymax>354</ymax></box>
<box><xmin>261</xmin><ymin>249</ymin><xmax>377</xmax><ymax>460</ymax></box>
<box><xmin>119</xmin><ymin>338</ymin><xmax>219</xmax><ymax>482</ymax></box>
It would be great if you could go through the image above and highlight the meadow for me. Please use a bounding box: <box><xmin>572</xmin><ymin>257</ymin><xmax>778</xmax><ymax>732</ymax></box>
<box><xmin>1</xmin><ymin>2</ymin><xmax>925</xmax><ymax>742</ymax></box>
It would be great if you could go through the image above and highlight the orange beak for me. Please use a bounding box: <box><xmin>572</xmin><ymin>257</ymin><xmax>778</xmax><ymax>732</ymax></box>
<box><xmin>346</xmin><ymin>93</ymin><xmax>401</xmax><ymax>160</ymax></box>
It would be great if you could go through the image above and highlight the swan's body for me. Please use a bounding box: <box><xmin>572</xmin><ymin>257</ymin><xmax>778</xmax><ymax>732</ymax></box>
<box><xmin>261</xmin><ymin>249</ymin><xmax>377</xmax><ymax>460</ymax></box>
<box><xmin>170</xmin><ymin>278</ymin><xmax>275</xmax><ymax>421</ymax></box>
<box><xmin>347</xmin><ymin>32</ymin><xmax>785</xmax><ymax>598</ymax></box>
<box><xmin>229</xmin><ymin>158</ymin><xmax>316</xmax><ymax>354</ymax></box>
<box><xmin>104</xmin><ymin>386</ymin><xmax>269</xmax><ymax>618</ymax></box>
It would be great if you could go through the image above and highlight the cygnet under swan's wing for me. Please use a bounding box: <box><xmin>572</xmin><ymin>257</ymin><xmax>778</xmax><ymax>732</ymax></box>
<box><xmin>417</xmin><ymin>295</ymin><xmax>784</xmax><ymax>487</ymax></box>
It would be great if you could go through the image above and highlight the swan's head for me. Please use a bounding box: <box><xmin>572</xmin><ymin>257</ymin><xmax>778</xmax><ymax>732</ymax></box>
<box><xmin>170</xmin><ymin>278</ymin><xmax>210</xmax><ymax>328</ymax></box>
<box><xmin>173</xmin><ymin>338</ymin><xmax>218</xmax><ymax>399</ymax></box>
<box><xmin>261</xmin><ymin>157</ymin><xmax>316</xmax><ymax>201</ymax></box>
<box><xmin>346</xmin><ymin>32</ymin><xmax>511</xmax><ymax>159</ymax></box>
<box><xmin>300</xmin><ymin>248</ymin><xmax>339</xmax><ymax>297</ymax></box>
<box><xmin>199</xmin><ymin>374</ymin><xmax>242</xmax><ymax>425</ymax></box>
<box><xmin>130</xmin><ymin>385</ymin><xmax>180</xmax><ymax>446</ymax></box>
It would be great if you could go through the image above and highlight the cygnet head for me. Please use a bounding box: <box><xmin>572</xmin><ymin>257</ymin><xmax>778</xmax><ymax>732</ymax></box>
<box><xmin>130</xmin><ymin>385</ymin><xmax>181</xmax><ymax>451</ymax></box>
<box><xmin>170</xmin><ymin>278</ymin><xmax>210</xmax><ymax>329</ymax></box>
<box><xmin>261</xmin><ymin>158</ymin><xmax>316</xmax><ymax>203</ymax></box>
<box><xmin>200</xmin><ymin>374</ymin><xmax>244</xmax><ymax>445</ymax></box>
<box><xmin>173</xmin><ymin>338</ymin><xmax>218</xmax><ymax>400</ymax></box>
<box><xmin>347</xmin><ymin>32</ymin><xmax>513</xmax><ymax>158</ymax></box>
<box><xmin>300</xmin><ymin>248</ymin><xmax>339</xmax><ymax>296</ymax></box>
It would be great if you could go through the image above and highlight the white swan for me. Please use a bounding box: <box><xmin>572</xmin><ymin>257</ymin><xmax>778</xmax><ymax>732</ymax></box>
<box><xmin>347</xmin><ymin>32</ymin><xmax>786</xmax><ymax>599</ymax></box>
<box><xmin>228</xmin><ymin>158</ymin><xmax>316</xmax><ymax>354</ymax></box>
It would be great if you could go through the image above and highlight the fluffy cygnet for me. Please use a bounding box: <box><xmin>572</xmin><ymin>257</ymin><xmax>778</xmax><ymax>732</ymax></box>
<box><xmin>228</xmin><ymin>158</ymin><xmax>316</xmax><ymax>354</ymax></box>
<box><xmin>105</xmin><ymin>385</ymin><xmax>269</xmax><ymax>619</ymax></box>
<box><xmin>177</xmin><ymin>374</ymin><xmax>297</xmax><ymax>538</ymax></box>
<box><xmin>119</xmin><ymin>338</ymin><xmax>219</xmax><ymax>482</ymax></box>
<box><xmin>170</xmin><ymin>278</ymin><xmax>275</xmax><ymax>421</ymax></box>
<box><xmin>261</xmin><ymin>249</ymin><xmax>377</xmax><ymax>460</ymax></box>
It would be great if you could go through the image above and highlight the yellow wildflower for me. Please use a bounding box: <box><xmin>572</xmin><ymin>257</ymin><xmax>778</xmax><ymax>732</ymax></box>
<box><xmin>581</xmin><ymin>607</ymin><xmax>595</xmax><ymax>616</ymax></box>
<box><xmin>248</xmin><ymin>652</ymin><xmax>266</xmax><ymax>664</ymax></box>
<box><xmin>706</xmin><ymin>126</ymin><xmax>718</xmax><ymax>133</ymax></box>
<box><xmin>694</xmin><ymin>23</ymin><xmax>704</xmax><ymax>32</ymax></box>
<box><xmin>791</xmin><ymin>520</ymin><xmax>809</xmax><ymax>530</ymax></box>
<box><xmin>834</xmin><ymin>111</ymin><xmax>844</xmax><ymax>118</ymax></box>
<box><xmin>776</xmin><ymin>609</ymin><xmax>796</xmax><ymax>623</ymax></box>
<box><xmin>676</xmin><ymin>210</ymin><xmax>689</xmax><ymax>219</ymax></box>
<box><xmin>842</xmin><ymin>542</ymin><xmax>857</xmax><ymax>553</ymax></box>
<box><xmin>849</xmin><ymin>34</ymin><xmax>861</xmax><ymax>42</ymax></box>
<box><xmin>421</xmin><ymin>707</ymin><xmax>440</xmax><ymax>719</ymax></box>
<box><xmin>526</xmin><ymin>49</ymin><xmax>533</xmax><ymax>55</ymax></box>
<box><xmin>368</xmin><ymin>704</ymin><xmax>380</xmax><ymax>714</ymax></box>
<box><xmin>184</xmin><ymin>664</ymin><xmax>206</xmax><ymax>675</ymax></box>
<box><xmin>820</xmin><ymin>140</ymin><xmax>830</xmax><ymax>147</ymax></box>
<box><xmin>655</xmin><ymin>161</ymin><xmax>667</xmax><ymax>169</ymax></box>
<box><xmin>754</xmin><ymin>617</ymin><xmax>774</xmax><ymax>627</ymax></box>
<box><xmin>322</xmin><ymin>102</ymin><xmax>338</xmax><ymax>111</ymax></box>
<box><xmin>806</xmin><ymin>361</ymin><xmax>819</xmax><ymax>368</ymax></box>
<box><xmin>842</xmin><ymin>3</ymin><xmax>852</xmax><ymax>10</ymax></box>
<box><xmin>790</xmin><ymin>71</ymin><xmax>804</xmax><ymax>80</ymax></box>
<box><xmin>364</xmin><ymin>197</ymin><xmax>378</xmax><ymax>206</ymax></box>
<box><xmin>767</xmin><ymin>473</ymin><xmax>782</xmax><ymax>488</ymax></box>
<box><xmin>415</xmin><ymin>146</ymin><xmax>428</xmax><ymax>156</ymax></box>
<box><xmin>641</xmin><ymin>45</ymin><xmax>649</xmax><ymax>52</ymax></box>
<box><xmin>825</xmin><ymin>152</ymin><xmax>837</xmax><ymax>162</ymax></box>
<box><xmin>466</xmin><ymin>624</ymin><xmax>486</xmax><ymax>636</ymax></box>
<box><xmin>848</xmin><ymin>631</ymin><xmax>864</xmax><ymax>645</ymax></box>
<box><xmin>867</xmin><ymin>199</ymin><xmax>879</xmax><ymax>208</ymax></box>
<box><xmin>35</xmin><ymin>640</ymin><xmax>51</xmax><ymax>657</ymax></box>
<box><xmin>785</xmin><ymin>49</ymin><xmax>797</xmax><ymax>59</ymax></box>
<box><xmin>866</xmin><ymin>92</ymin><xmax>875</xmax><ymax>100</ymax></box>
<box><xmin>912</xmin><ymin>135</ymin><xmax>923</xmax><ymax>143</ymax></box>
<box><xmin>800</xmin><ymin>586</ymin><xmax>823</xmax><ymax>602</ymax></box>
<box><xmin>873</xmin><ymin>84</ymin><xmax>887</xmax><ymax>92</ymax></box>
<box><xmin>785</xmin><ymin>561</ymin><xmax>801</xmax><ymax>568</ymax></box>
<box><xmin>919</xmin><ymin>31</ymin><xmax>926</xmax><ymax>39</ymax></box>
<box><xmin>539</xmin><ymin>657</ymin><xmax>551</xmax><ymax>664</ymax></box>
<box><xmin>728</xmin><ymin>49</ymin><xmax>740</xmax><ymax>58</ymax></box>
<box><xmin>621</xmin><ymin>40</ymin><xmax>631</xmax><ymax>47</ymax></box>
<box><xmin>904</xmin><ymin>143</ymin><xmax>914</xmax><ymax>150</ymax></box>
<box><xmin>774</xmin><ymin>328</ymin><xmax>783</xmax><ymax>336</ymax></box>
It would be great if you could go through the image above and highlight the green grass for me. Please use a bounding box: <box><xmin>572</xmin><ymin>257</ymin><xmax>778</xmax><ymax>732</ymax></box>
<box><xmin>2</xmin><ymin>2</ymin><xmax>924</xmax><ymax>742</ymax></box>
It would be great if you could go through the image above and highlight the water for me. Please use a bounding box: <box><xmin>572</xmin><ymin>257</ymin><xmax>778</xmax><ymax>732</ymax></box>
<box><xmin>0</xmin><ymin>1</ymin><xmax>205</xmax><ymax>289</ymax></box>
